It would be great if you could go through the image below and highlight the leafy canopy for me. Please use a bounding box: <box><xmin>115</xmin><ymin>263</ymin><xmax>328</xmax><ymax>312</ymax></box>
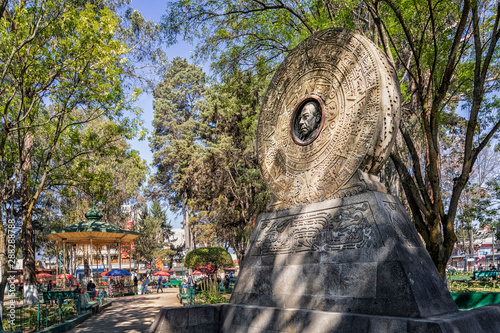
<box><xmin>184</xmin><ymin>246</ymin><xmax>234</xmax><ymax>271</ymax></box>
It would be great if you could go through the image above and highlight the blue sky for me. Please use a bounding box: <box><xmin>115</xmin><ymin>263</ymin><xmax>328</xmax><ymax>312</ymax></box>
<box><xmin>128</xmin><ymin>0</ymin><xmax>200</xmax><ymax>166</ymax></box>
<box><xmin>127</xmin><ymin>0</ymin><xmax>207</xmax><ymax>227</ymax></box>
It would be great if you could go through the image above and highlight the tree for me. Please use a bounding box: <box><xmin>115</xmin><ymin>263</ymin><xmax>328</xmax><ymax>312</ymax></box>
<box><xmin>183</xmin><ymin>246</ymin><xmax>234</xmax><ymax>273</ymax></box>
<box><xmin>149</xmin><ymin>57</ymin><xmax>207</xmax><ymax>252</ymax></box>
<box><xmin>163</xmin><ymin>0</ymin><xmax>500</xmax><ymax>279</ymax></box>
<box><xmin>132</xmin><ymin>200</ymin><xmax>175</xmax><ymax>267</ymax></box>
<box><xmin>0</xmin><ymin>0</ymin><xmax>137</xmax><ymax>305</ymax></box>
<box><xmin>190</xmin><ymin>69</ymin><xmax>271</xmax><ymax>264</ymax></box>
<box><xmin>451</xmin><ymin>147</ymin><xmax>500</xmax><ymax>254</ymax></box>
<box><xmin>0</xmin><ymin>0</ymin><xmax>166</xmax><ymax>308</ymax></box>
<box><xmin>149</xmin><ymin>58</ymin><xmax>271</xmax><ymax>264</ymax></box>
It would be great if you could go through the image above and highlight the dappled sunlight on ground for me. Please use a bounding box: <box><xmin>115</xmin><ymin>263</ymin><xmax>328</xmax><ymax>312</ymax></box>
<box><xmin>69</xmin><ymin>288</ymin><xmax>182</xmax><ymax>333</ymax></box>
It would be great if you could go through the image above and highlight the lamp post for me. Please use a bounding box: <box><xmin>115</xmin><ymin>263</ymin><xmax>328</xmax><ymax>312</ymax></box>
<box><xmin>493</xmin><ymin>225</ymin><xmax>496</xmax><ymax>269</ymax></box>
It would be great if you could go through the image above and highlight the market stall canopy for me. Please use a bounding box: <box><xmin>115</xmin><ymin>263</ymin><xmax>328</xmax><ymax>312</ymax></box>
<box><xmin>44</xmin><ymin>205</ymin><xmax>140</xmax><ymax>245</ymax></box>
<box><xmin>36</xmin><ymin>273</ymin><xmax>52</xmax><ymax>278</ymax></box>
<box><xmin>106</xmin><ymin>269</ymin><xmax>131</xmax><ymax>276</ymax></box>
<box><xmin>57</xmin><ymin>273</ymin><xmax>72</xmax><ymax>279</ymax></box>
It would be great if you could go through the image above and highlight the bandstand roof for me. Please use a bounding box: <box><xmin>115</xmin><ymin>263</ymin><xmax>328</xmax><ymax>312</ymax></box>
<box><xmin>44</xmin><ymin>205</ymin><xmax>139</xmax><ymax>245</ymax></box>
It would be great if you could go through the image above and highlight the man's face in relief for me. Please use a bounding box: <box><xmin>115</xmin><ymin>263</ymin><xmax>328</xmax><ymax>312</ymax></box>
<box><xmin>298</xmin><ymin>102</ymin><xmax>320</xmax><ymax>141</ymax></box>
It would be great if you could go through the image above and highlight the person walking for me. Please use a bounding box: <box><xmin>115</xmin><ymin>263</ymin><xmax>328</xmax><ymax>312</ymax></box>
<box><xmin>142</xmin><ymin>276</ymin><xmax>149</xmax><ymax>294</ymax></box>
<box><xmin>157</xmin><ymin>276</ymin><xmax>163</xmax><ymax>293</ymax></box>
<box><xmin>133</xmin><ymin>275</ymin><xmax>138</xmax><ymax>294</ymax></box>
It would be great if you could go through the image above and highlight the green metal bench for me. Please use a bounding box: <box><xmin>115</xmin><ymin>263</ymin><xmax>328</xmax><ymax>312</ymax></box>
<box><xmin>168</xmin><ymin>280</ymin><xmax>183</xmax><ymax>287</ymax></box>
<box><xmin>81</xmin><ymin>292</ymin><xmax>99</xmax><ymax>313</ymax></box>
<box><xmin>177</xmin><ymin>286</ymin><xmax>198</xmax><ymax>305</ymax></box>
<box><xmin>449</xmin><ymin>277</ymin><xmax>472</xmax><ymax>282</ymax></box>
<box><xmin>473</xmin><ymin>270</ymin><xmax>499</xmax><ymax>280</ymax></box>
<box><xmin>42</xmin><ymin>290</ymin><xmax>78</xmax><ymax>320</ymax></box>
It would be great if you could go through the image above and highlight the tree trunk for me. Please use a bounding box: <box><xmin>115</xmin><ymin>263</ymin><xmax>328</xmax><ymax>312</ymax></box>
<box><xmin>426</xmin><ymin>216</ymin><xmax>456</xmax><ymax>280</ymax></box>
<box><xmin>182</xmin><ymin>192</ymin><xmax>193</xmax><ymax>252</ymax></box>
<box><xmin>21</xmin><ymin>133</ymin><xmax>37</xmax><ymax>305</ymax></box>
<box><xmin>84</xmin><ymin>250</ymin><xmax>90</xmax><ymax>279</ymax></box>
<box><xmin>468</xmin><ymin>228</ymin><xmax>475</xmax><ymax>255</ymax></box>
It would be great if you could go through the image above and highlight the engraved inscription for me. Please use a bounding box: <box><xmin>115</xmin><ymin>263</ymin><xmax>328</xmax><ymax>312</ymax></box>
<box><xmin>384</xmin><ymin>201</ymin><xmax>422</xmax><ymax>248</ymax></box>
<box><xmin>254</xmin><ymin>202</ymin><xmax>382</xmax><ymax>256</ymax></box>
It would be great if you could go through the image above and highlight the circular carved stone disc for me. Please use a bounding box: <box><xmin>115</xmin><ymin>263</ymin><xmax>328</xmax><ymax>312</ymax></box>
<box><xmin>257</xmin><ymin>28</ymin><xmax>401</xmax><ymax>209</ymax></box>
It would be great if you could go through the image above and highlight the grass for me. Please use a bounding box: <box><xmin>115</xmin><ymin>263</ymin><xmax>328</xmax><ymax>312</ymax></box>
<box><xmin>448</xmin><ymin>271</ymin><xmax>500</xmax><ymax>293</ymax></box>
<box><xmin>450</xmin><ymin>280</ymin><xmax>500</xmax><ymax>293</ymax></box>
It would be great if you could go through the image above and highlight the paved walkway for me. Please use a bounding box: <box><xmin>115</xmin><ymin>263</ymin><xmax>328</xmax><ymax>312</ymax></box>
<box><xmin>69</xmin><ymin>288</ymin><xmax>182</xmax><ymax>333</ymax></box>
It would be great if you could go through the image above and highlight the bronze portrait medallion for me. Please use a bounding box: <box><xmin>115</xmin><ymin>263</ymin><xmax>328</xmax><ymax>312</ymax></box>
<box><xmin>290</xmin><ymin>95</ymin><xmax>326</xmax><ymax>146</ymax></box>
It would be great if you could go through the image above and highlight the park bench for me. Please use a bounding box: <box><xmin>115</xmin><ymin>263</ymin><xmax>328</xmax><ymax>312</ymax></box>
<box><xmin>177</xmin><ymin>286</ymin><xmax>198</xmax><ymax>306</ymax></box>
<box><xmin>81</xmin><ymin>292</ymin><xmax>99</xmax><ymax>314</ymax></box>
<box><xmin>473</xmin><ymin>270</ymin><xmax>499</xmax><ymax>280</ymax></box>
<box><xmin>43</xmin><ymin>290</ymin><xmax>79</xmax><ymax>320</ymax></box>
<box><xmin>450</xmin><ymin>277</ymin><xmax>472</xmax><ymax>282</ymax></box>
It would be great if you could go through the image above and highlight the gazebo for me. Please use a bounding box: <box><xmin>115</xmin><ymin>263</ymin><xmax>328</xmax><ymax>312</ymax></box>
<box><xmin>45</xmin><ymin>204</ymin><xmax>140</xmax><ymax>280</ymax></box>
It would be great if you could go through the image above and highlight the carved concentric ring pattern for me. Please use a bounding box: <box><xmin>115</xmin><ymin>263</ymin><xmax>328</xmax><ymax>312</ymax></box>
<box><xmin>257</xmin><ymin>28</ymin><xmax>401</xmax><ymax>210</ymax></box>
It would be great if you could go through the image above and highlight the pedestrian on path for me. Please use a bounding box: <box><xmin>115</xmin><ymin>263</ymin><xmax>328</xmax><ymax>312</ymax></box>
<box><xmin>143</xmin><ymin>276</ymin><xmax>149</xmax><ymax>294</ymax></box>
<box><xmin>157</xmin><ymin>276</ymin><xmax>163</xmax><ymax>293</ymax></box>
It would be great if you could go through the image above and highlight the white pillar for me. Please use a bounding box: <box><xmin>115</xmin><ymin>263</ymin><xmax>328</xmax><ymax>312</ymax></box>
<box><xmin>119</xmin><ymin>243</ymin><xmax>122</xmax><ymax>270</ymax></box>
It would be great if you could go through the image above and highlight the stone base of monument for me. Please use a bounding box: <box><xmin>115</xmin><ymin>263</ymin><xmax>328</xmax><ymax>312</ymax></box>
<box><xmin>149</xmin><ymin>303</ymin><xmax>500</xmax><ymax>333</ymax></box>
<box><xmin>149</xmin><ymin>191</ymin><xmax>500</xmax><ymax>332</ymax></box>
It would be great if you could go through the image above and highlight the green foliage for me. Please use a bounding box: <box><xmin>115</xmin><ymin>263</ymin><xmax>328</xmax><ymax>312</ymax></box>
<box><xmin>133</xmin><ymin>199</ymin><xmax>175</xmax><ymax>265</ymax></box>
<box><xmin>198</xmin><ymin>290</ymin><xmax>228</xmax><ymax>304</ymax></box>
<box><xmin>149</xmin><ymin>58</ymin><xmax>270</xmax><ymax>261</ymax></box>
<box><xmin>149</xmin><ymin>57</ymin><xmax>206</xmax><ymax>207</ymax></box>
<box><xmin>449</xmin><ymin>280</ymin><xmax>500</xmax><ymax>293</ymax></box>
<box><xmin>184</xmin><ymin>246</ymin><xmax>234</xmax><ymax>271</ymax></box>
<box><xmin>0</xmin><ymin>0</ymin><xmax>161</xmax><ymax>305</ymax></box>
<box><xmin>192</xmin><ymin>68</ymin><xmax>271</xmax><ymax>259</ymax></box>
<box><xmin>0</xmin><ymin>1</ymin><xmax>136</xmax><ymax>226</ymax></box>
<box><xmin>163</xmin><ymin>0</ymin><xmax>363</xmax><ymax>75</ymax></box>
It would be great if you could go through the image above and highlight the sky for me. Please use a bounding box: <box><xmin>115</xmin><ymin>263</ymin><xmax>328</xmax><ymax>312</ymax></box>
<box><xmin>128</xmin><ymin>0</ymin><xmax>200</xmax><ymax>166</ymax></box>
<box><xmin>127</xmin><ymin>0</ymin><xmax>208</xmax><ymax>228</ymax></box>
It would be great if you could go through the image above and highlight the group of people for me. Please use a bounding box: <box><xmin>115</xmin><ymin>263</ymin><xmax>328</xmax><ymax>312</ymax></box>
<box><xmin>477</xmin><ymin>263</ymin><xmax>498</xmax><ymax>271</ymax></box>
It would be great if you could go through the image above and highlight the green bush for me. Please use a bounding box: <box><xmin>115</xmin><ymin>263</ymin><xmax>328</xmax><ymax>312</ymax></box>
<box><xmin>198</xmin><ymin>291</ymin><xmax>228</xmax><ymax>304</ymax></box>
<box><xmin>184</xmin><ymin>247</ymin><xmax>234</xmax><ymax>271</ymax></box>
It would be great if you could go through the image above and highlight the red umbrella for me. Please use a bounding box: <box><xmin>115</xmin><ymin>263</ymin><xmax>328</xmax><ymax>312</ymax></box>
<box><xmin>36</xmin><ymin>273</ymin><xmax>53</xmax><ymax>279</ymax></box>
<box><xmin>101</xmin><ymin>271</ymin><xmax>111</xmax><ymax>277</ymax></box>
<box><xmin>192</xmin><ymin>270</ymin><xmax>203</xmax><ymax>275</ymax></box>
<box><xmin>153</xmin><ymin>271</ymin><xmax>170</xmax><ymax>277</ymax></box>
<box><xmin>57</xmin><ymin>273</ymin><xmax>72</xmax><ymax>279</ymax></box>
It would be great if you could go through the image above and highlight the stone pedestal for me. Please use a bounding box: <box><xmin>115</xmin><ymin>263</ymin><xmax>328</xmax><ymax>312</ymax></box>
<box><xmin>230</xmin><ymin>191</ymin><xmax>455</xmax><ymax>318</ymax></box>
<box><xmin>149</xmin><ymin>192</ymin><xmax>500</xmax><ymax>332</ymax></box>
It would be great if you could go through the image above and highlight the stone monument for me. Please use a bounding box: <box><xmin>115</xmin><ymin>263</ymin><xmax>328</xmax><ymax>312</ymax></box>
<box><xmin>150</xmin><ymin>28</ymin><xmax>500</xmax><ymax>333</ymax></box>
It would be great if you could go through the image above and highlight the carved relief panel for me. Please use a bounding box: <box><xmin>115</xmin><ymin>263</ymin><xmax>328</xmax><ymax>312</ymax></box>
<box><xmin>257</xmin><ymin>28</ymin><xmax>401</xmax><ymax>210</ymax></box>
<box><xmin>253</xmin><ymin>202</ymin><xmax>382</xmax><ymax>256</ymax></box>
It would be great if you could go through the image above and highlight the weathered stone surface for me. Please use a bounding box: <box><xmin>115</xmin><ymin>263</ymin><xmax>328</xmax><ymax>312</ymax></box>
<box><xmin>257</xmin><ymin>28</ymin><xmax>401</xmax><ymax>210</ymax></box>
<box><xmin>148</xmin><ymin>27</ymin><xmax>500</xmax><ymax>333</ymax></box>
<box><xmin>148</xmin><ymin>305</ymin><xmax>222</xmax><ymax>333</ymax></box>
<box><xmin>149</xmin><ymin>303</ymin><xmax>500</xmax><ymax>333</ymax></box>
<box><xmin>230</xmin><ymin>191</ymin><xmax>457</xmax><ymax>318</ymax></box>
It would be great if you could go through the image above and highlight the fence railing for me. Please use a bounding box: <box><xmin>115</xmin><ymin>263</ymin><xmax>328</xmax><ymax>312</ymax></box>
<box><xmin>1</xmin><ymin>290</ymin><xmax>108</xmax><ymax>332</ymax></box>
